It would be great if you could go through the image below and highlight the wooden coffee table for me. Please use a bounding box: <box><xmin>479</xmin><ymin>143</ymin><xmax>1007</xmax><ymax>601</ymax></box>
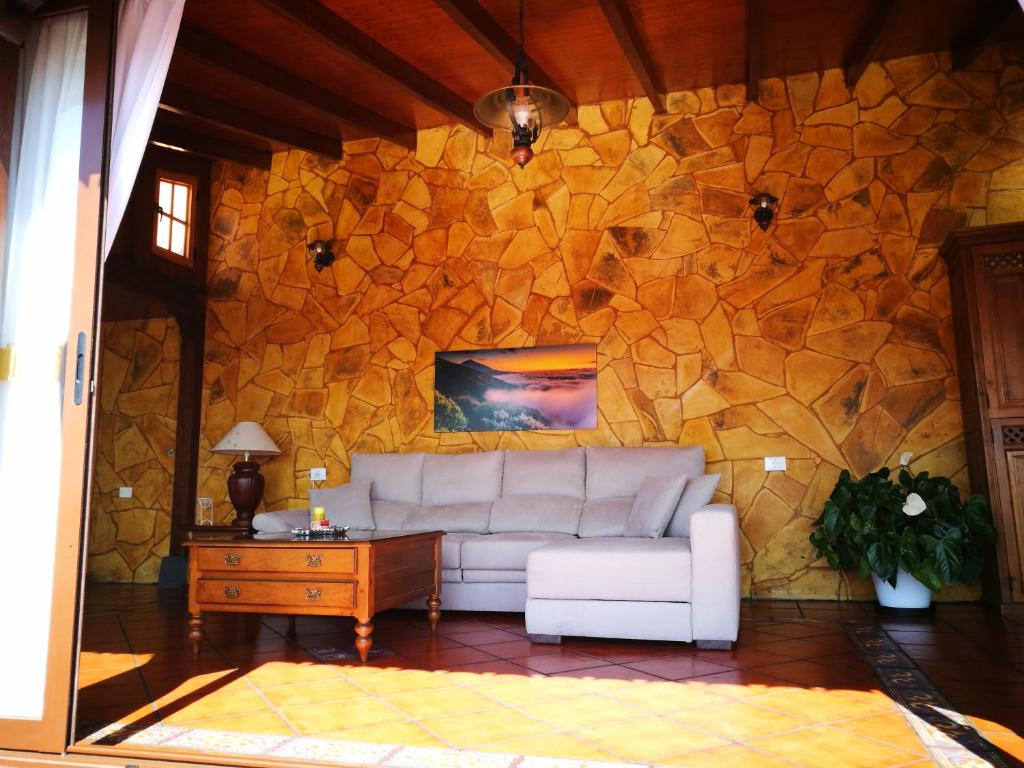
<box><xmin>183</xmin><ymin>529</ymin><xmax>443</xmax><ymax>662</ymax></box>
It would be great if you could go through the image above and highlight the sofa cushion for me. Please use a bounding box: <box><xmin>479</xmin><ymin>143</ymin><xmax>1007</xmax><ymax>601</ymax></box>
<box><xmin>351</xmin><ymin>452</ymin><xmax>425</xmax><ymax>505</ymax></box>
<box><xmin>422</xmin><ymin>451</ymin><xmax>504</xmax><ymax>506</ymax></box>
<box><xmin>308</xmin><ymin>482</ymin><xmax>374</xmax><ymax>530</ymax></box>
<box><xmin>488</xmin><ymin>495</ymin><xmax>582</xmax><ymax>535</ymax></box>
<box><xmin>585</xmin><ymin>446</ymin><xmax>704</xmax><ymax>500</ymax></box>
<box><xmin>463</xmin><ymin>569</ymin><xmax>527</xmax><ymax>583</ymax></box>
<box><xmin>442</xmin><ymin>569</ymin><xmax>462</xmax><ymax>582</ymax></box>
<box><xmin>461</xmin><ymin>532</ymin><xmax>576</xmax><ymax>571</ymax></box>
<box><xmin>528</xmin><ymin>537</ymin><xmax>692</xmax><ymax>602</ymax></box>
<box><xmin>624</xmin><ymin>475</ymin><xmax>688</xmax><ymax>538</ymax></box>
<box><xmin>666</xmin><ymin>473</ymin><xmax>721</xmax><ymax>538</ymax></box>
<box><xmin>502</xmin><ymin>448</ymin><xmax>585</xmax><ymax>498</ymax></box>
<box><xmin>439</xmin><ymin>532</ymin><xmax>480</xmax><ymax>569</ymax></box>
<box><xmin>402</xmin><ymin>503</ymin><xmax>491</xmax><ymax>533</ymax></box>
<box><xmin>577</xmin><ymin>497</ymin><xmax>631</xmax><ymax>537</ymax></box>
<box><xmin>371</xmin><ymin>500</ymin><xmax>414</xmax><ymax>530</ymax></box>
<box><xmin>252</xmin><ymin>509</ymin><xmax>308</xmax><ymax>533</ymax></box>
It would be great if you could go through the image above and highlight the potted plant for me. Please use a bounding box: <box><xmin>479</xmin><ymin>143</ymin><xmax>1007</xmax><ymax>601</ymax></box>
<box><xmin>809</xmin><ymin>453</ymin><xmax>996</xmax><ymax>610</ymax></box>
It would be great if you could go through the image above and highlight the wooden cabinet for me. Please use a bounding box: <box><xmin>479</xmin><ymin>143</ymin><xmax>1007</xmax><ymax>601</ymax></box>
<box><xmin>941</xmin><ymin>225</ymin><xmax>1024</xmax><ymax>606</ymax></box>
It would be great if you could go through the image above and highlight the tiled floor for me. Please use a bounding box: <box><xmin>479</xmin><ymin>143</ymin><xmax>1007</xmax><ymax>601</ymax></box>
<box><xmin>76</xmin><ymin>584</ymin><xmax>1024</xmax><ymax>767</ymax></box>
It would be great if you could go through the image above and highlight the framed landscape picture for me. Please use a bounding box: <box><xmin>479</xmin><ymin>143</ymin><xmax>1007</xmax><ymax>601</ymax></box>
<box><xmin>433</xmin><ymin>344</ymin><xmax>598</xmax><ymax>432</ymax></box>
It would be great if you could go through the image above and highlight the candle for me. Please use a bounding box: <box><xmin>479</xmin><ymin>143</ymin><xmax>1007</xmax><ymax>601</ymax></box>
<box><xmin>313</xmin><ymin>506</ymin><xmax>325</xmax><ymax>522</ymax></box>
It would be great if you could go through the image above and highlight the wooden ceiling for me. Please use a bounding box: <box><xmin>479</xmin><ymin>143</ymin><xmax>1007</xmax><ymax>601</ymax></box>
<box><xmin>148</xmin><ymin>0</ymin><xmax>1024</xmax><ymax>167</ymax></box>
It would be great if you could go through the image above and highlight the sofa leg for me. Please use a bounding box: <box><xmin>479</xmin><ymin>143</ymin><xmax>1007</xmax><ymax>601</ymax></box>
<box><xmin>695</xmin><ymin>640</ymin><xmax>732</xmax><ymax>650</ymax></box>
<box><xmin>529</xmin><ymin>633</ymin><xmax>562</xmax><ymax>644</ymax></box>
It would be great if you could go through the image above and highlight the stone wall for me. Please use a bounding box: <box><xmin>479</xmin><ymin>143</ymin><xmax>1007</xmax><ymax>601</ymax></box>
<box><xmin>201</xmin><ymin>47</ymin><xmax>1024</xmax><ymax>598</ymax></box>
<box><xmin>88</xmin><ymin>318</ymin><xmax>179</xmax><ymax>583</ymax></box>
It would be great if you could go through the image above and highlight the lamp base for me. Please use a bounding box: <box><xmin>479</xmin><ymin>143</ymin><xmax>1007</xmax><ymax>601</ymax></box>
<box><xmin>227</xmin><ymin>460</ymin><xmax>264</xmax><ymax>530</ymax></box>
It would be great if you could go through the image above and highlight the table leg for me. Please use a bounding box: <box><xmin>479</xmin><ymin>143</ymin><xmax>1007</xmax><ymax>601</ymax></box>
<box><xmin>188</xmin><ymin>613</ymin><xmax>205</xmax><ymax>656</ymax></box>
<box><xmin>354</xmin><ymin>619</ymin><xmax>373</xmax><ymax>663</ymax></box>
<box><xmin>427</xmin><ymin>592</ymin><xmax>441</xmax><ymax>632</ymax></box>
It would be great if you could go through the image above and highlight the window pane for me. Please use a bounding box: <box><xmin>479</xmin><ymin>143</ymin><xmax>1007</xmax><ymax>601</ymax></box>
<box><xmin>158</xmin><ymin>179</ymin><xmax>172</xmax><ymax>214</ymax></box>
<box><xmin>171</xmin><ymin>220</ymin><xmax>186</xmax><ymax>256</ymax></box>
<box><xmin>172</xmin><ymin>182</ymin><xmax>189</xmax><ymax>221</ymax></box>
<box><xmin>156</xmin><ymin>213</ymin><xmax>170</xmax><ymax>250</ymax></box>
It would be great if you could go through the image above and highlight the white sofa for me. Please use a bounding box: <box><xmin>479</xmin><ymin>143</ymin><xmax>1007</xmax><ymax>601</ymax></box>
<box><xmin>253</xmin><ymin>446</ymin><xmax>741</xmax><ymax>649</ymax></box>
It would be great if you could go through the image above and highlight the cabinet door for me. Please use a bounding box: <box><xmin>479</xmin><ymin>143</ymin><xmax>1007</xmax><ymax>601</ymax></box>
<box><xmin>978</xmin><ymin>251</ymin><xmax>1024</xmax><ymax>414</ymax></box>
<box><xmin>1008</xmin><ymin>450</ymin><xmax>1024</xmax><ymax>602</ymax></box>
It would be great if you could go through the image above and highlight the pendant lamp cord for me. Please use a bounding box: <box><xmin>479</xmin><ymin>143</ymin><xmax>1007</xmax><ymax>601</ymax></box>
<box><xmin>514</xmin><ymin>0</ymin><xmax>528</xmax><ymax>84</ymax></box>
<box><xmin>519</xmin><ymin>0</ymin><xmax>525</xmax><ymax>50</ymax></box>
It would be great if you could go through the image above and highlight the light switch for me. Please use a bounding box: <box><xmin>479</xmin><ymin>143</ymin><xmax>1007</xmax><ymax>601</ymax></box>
<box><xmin>118</xmin><ymin>487</ymin><xmax>133</xmax><ymax>498</ymax></box>
<box><xmin>764</xmin><ymin>457</ymin><xmax>787</xmax><ymax>472</ymax></box>
<box><xmin>310</xmin><ymin>467</ymin><xmax>327</xmax><ymax>482</ymax></box>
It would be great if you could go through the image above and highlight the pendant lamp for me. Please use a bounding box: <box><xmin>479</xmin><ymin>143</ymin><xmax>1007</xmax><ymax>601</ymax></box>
<box><xmin>473</xmin><ymin>0</ymin><xmax>570</xmax><ymax>168</ymax></box>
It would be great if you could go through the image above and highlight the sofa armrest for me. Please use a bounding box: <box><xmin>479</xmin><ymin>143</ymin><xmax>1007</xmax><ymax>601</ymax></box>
<box><xmin>689</xmin><ymin>503</ymin><xmax>740</xmax><ymax>643</ymax></box>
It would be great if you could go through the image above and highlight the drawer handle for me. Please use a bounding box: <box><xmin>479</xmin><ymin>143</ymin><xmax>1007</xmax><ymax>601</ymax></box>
<box><xmin>223</xmin><ymin>586</ymin><xmax>240</xmax><ymax>599</ymax></box>
<box><xmin>224</xmin><ymin>553</ymin><xmax>241</xmax><ymax>566</ymax></box>
<box><xmin>305</xmin><ymin>587</ymin><xmax>322</xmax><ymax>601</ymax></box>
<box><xmin>305</xmin><ymin>554</ymin><xmax>324</xmax><ymax>567</ymax></box>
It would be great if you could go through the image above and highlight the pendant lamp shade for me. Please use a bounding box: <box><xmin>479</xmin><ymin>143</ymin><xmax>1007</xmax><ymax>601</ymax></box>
<box><xmin>473</xmin><ymin>84</ymin><xmax>570</xmax><ymax>133</ymax></box>
<box><xmin>212</xmin><ymin>421</ymin><xmax>280</xmax><ymax>459</ymax></box>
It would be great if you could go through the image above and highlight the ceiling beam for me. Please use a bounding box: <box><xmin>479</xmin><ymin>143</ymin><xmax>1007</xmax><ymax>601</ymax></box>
<box><xmin>596</xmin><ymin>0</ymin><xmax>666</xmax><ymax>112</ymax></box>
<box><xmin>255</xmin><ymin>0</ymin><xmax>481</xmax><ymax>132</ymax></box>
<box><xmin>746</xmin><ymin>0</ymin><xmax>764</xmax><ymax>102</ymax></box>
<box><xmin>953</xmin><ymin>0</ymin><xmax>1018</xmax><ymax>70</ymax></box>
<box><xmin>175</xmin><ymin>23</ymin><xmax>415</xmax><ymax>148</ymax></box>
<box><xmin>159</xmin><ymin>83</ymin><xmax>342</xmax><ymax>159</ymax></box>
<box><xmin>843</xmin><ymin>0</ymin><xmax>902</xmax><ymax>88</ymax></box>
<box><xmin>149</xmin><ymin>120</ymin><xmax>272</xmax><ymax>170</ymax></box>
<box><xmin>0</xmin><ymin>3</ymin><xmax>30</xmax><ymax>45</ymax></box>
<box><xmin>433</xmin><ymin>0</ymin><xmax>575</xmax><ymax>107</ymax></box>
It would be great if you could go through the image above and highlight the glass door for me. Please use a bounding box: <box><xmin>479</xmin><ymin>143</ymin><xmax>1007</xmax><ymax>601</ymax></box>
<box><xmin>0</xmin><ymin>0</ymin><xmax>113</xmax><ymax>752</ymax></box>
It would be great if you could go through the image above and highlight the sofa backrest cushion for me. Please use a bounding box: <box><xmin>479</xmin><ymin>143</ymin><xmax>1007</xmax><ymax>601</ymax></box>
<box><xmin>585</xmin><ymin>445</ymin><xmax>704</xmax><ymax>500</ymax></box>
<box><xmin>371</xmin><ymin>500</ymin><xmax>414</xmax><ymax>531</ymax></box>
<box><xmin>402</xmin><ymin>503</ymin><xmax>492</xmax><ymax>533</ymax></box>
<box><xmin>502</xmin><ymin>448</ymin><xmax>585</xmax><ymax>499</ymax></box>
<box><xmin>665</xmin><ymin>473</ymin><xmax>721</xmax><ymax>537</ymax></box>
<box><xmin>422</xmin><ymin>451</ymin><xmax>504</xmax><ymax>506</ymax></box>
<box><xmin>351</xmin><ymin>452</ymin><xmax>425</xmax><ymax>505</ymax></box>
<box><xmin>624</xmin><ymin>475</ymin><xmax>688</xmax><ymax>538</ymax></box>
<box><xmin>577</xmin><ymin>497</ymin><xmax>632</xmax><ymax>537</ymax></box>
<box><xmin>488</xmin><ymin>495</ymin><xmax>583</xmax><ymax>535</ymax></box>
<box><xmin>308</xmin><ymin>482</ymin><xmax>374</xmax><ymax>530</ymax></box>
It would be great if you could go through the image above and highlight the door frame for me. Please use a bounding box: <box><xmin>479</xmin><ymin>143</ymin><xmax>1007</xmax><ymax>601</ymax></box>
<box><xmin>0</xmin><ymin>0</ymin><xmax>116</xmax><ymax>752</ymax></box>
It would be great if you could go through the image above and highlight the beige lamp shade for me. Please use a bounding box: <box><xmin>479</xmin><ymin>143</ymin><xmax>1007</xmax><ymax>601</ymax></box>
<box><xmin>212</xmin><ymin>421</ymin><xmax>280</xmax><ymax>460</ymax></box>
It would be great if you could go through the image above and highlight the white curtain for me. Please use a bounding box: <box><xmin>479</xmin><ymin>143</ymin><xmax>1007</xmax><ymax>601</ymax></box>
<box><xmin>105</xmin><ymin>0</ymin><xmax>185</xmax><ymax>257</ymax></box>
<box><xmin>0</xmin><ymin>11</ymin><xmax>87</xmax><ymax>721</ymax></box>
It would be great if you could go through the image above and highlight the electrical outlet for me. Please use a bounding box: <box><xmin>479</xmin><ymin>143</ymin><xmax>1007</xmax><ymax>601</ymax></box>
<box><xmin>310</xmin><ymin>467</ymin><xmax>327</xmax><ymax>482</ymax></box>
<box><xmin>764</xmin><ymin>456</ymin><xmax>787</xmax><ymax>472</ymax></box>
<box><xmin>118</xmin><ymin>487</ymin><xmax>133</xmax><ymax>498</ymax></box>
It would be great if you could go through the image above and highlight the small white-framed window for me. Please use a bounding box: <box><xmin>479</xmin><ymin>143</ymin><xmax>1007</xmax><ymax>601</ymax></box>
<box><xmin>153</xmin><ymin>172</ymin><xmax>195</xmax><ymax>262</ymax></box>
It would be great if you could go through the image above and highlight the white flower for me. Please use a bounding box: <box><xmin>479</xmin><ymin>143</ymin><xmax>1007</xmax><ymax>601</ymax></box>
<box><xmin>900</xmin><ymin>451</ymin><xmax>914</xmax><ymax>467</ymax></box>
<box><xmin>903</xmin><ymin>492</ymin><xmax>926</xmax><ymax>517</ymax></box>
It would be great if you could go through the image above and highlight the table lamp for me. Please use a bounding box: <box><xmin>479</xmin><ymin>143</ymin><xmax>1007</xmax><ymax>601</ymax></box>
<box><xmin>212</xmin><ymin>421</ymin><xmax>281</xmax><ymax>529</ymax></box>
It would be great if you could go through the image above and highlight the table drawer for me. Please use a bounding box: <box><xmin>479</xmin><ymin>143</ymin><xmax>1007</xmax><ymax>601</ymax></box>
<box><xmin>197</xmin><ymin>578</ymin><xmax>355</xmax><ymax>609</ymax></box>
<box><xmin>195</xmin><ymin>546</ymin><xmax>355</xmax><ymax>574</ymax></box>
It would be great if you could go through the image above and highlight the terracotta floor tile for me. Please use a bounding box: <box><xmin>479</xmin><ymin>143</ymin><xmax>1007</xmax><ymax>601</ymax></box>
<box><xmin>520</xmin><ymin>693</ymin><xmax>648</xmax><ymax>730</ymax></box>
<box><xmin>672</xmin><ymin>699</ymin><xmax>815</xmax><ymax>740</ymax></box>
<box><xmin>168</xmin><ymin>711</ymin><xmax>296</xmax><ymax>735</ymax></box>
<box><xmin>754</xmin><ymin>687</ymin><xmax>894</xmax><ymax>723</ymax></box>
<box><xmin>983</xmin><ymin>731</ymin><xmax>1024</xmax><ymax>761</ymax></box>
<box><xmin>623</xmin><ymin>656</ymin><xmax>735</xmax><ymax>680</ymax></box>
<box><xmin>687</xmin><ymin>646</ymin><xmax>795</xmax><ymax>669</ymax></box>
<box><xmin>338</xmin><ymin>667</ymin><xmax>457</xmax><ymax>695</ymax></box>
<box><xmin>756</xmin><ymin>659</ymin><xmax>876</xmax><ymax>688</ymax></box>
<box><xmin>686</xmin><ymin>670</ymin><xmax>791</xmax><ymax>698</ymax></box>
<box><xmin>257</xmin><ymin>678</ymin><xmax>369</xmax><ymax>708</ymax></box>
<box><xmin>755</xmin><ymin>621</ymin><xmax>844</xmax><ymax>640</ymax></box>
<box><xmin>479</xmin><ymin>731</ymin><xmax>623</xmax><ymax>761</ymax></box>
<box><xmin>443</xmin><ymin>660</ymin><xmax>533</xmax><ymax>676</ymax></box>
<box><xmin>280</xmin><ymin>697</ymin><xmax>408</xmax><ymax>734</ymax></box>
<box><xmin>751</xmin><ymin>725</ymin><xmax>925</xmax><ymax>768</ymax></box>
<box><xmin>460</xmin><ymin>676</ymin><xmax>583</xmax><ymax>706</ymax></box>
<box><xmin>551</xmin><ymin>664</ymin><xmax>663</xmax><ymax>682</ymax></box>
<box><xmin>468</xmin><ymin>638</ymin><xmax>563</xmax><ymax>659</ymax></box>
<box><xmin>384</xmin><ymin>687</ymin><xmax>502</xmax><ymax>718</ymax></box>
<box><xmin>417</xmin><ymin>707</ymin><xmax>553</xmax><ymax>748</ymax></box>
<box><xmin>607</xmin><ymin>680</ymin><xmax>733</xmax><ymax>714</ymax></box>
<box><xmin>449</xmin><ymin>628</ymin><xmax>526</xmax><ymax>646</ymax></box>
<box><xmin>400</xmin><ymin>646</ymin><xmax>499</xmax><ymax>668</ymax></box>
<box><xmin>574</xmin><ymin>717</ymin><xmax>729</xmax><ymax>762</ymax></box>
<box><xmin>242</xmin><ymin>660</ymin><xmax>348</xmax><ymax>687</ymax></box>
<box><xmin>834</xmin><ymin>712</ymin><xmax>930</xmax><ymax>755</ymax></box>
<box><xmin>160</xmin><ymin>687</ymin><xmax>270</xmax><ymax>724</ymax></box>
<box><xmin>314</xmin><ymin>720</ymin><xmax>447</xmax><ymax>749</ymax></box>
<box><xmin>508</xmin><ymin>652</ymin><xmax>612</xmax><ymax>674</ymax></box>
<box><xmin>657</xmin><ymin>743</ymin><xmax>801</xmax><ymax>767</ymax></box>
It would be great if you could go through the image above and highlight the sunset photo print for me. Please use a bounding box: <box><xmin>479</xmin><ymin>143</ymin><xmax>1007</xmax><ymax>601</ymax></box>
<box><xmin>433</xmin><ymin>344</ymin><xmax>597</xmax><ymax>432</ymax></box>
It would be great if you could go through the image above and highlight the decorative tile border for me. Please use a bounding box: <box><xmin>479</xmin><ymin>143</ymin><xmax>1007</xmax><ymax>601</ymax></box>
<box><xmin>843</xmin><ymin>621</ymin><xmax>1017</xmax><ymax>768</ymax></box>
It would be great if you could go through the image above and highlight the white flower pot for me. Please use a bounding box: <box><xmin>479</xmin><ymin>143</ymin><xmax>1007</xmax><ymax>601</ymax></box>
<box><xmin>871</xmin><ymin>569</ymin><xmax>932</xmax><ymax>609</ymax></box>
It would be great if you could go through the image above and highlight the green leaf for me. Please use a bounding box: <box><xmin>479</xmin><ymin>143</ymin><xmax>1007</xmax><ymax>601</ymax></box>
<box><xmin>914</xmin><ymin>561</ymin><xmax>942</xmax><ymax>592</ymax></box>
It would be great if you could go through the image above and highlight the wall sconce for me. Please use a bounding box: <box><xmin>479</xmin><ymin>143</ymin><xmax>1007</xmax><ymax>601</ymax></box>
<box><xmin>749</xmin><ymin>192</ymin><xmax>778</xmax><ymax>231</ymax></box>
<box><xmin>307</xmin><ymin>239</ymin><xmax>335</xmax><ymax>272</ymax></box>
